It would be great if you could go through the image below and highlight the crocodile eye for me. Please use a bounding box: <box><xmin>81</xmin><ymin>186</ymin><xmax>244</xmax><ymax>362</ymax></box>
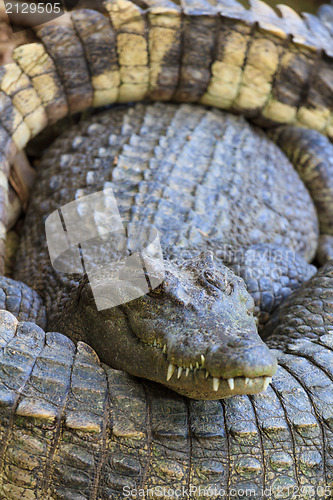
<box><xmin>225</xmin><ymin>281</ymin><xmax>234</xmax><ymax>295</ymax></box>
<box><xmin>203</xmin><ymin>270</ymin><xmax>234</xmax><ymax>295</ymax></box>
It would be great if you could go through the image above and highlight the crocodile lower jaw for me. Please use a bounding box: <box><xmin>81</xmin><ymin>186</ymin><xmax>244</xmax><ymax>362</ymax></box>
<box><xmin>164</xmin><ymin>371</ymin><xmax>274</xmax><ymax>400</ymax></box>
<box><xmin>165</xmin><ymin>363</ymin><xmax>273</xmax><ymax>398</ymax></box>
<box><xmin>140</xmin><ymin>338</ymin><xmax>275</xmax><ymax>399</ymax></box>
<box><xmin>166</xmin><ymin>362</ymin><xmax>272</xmax><ymax>393</ymax></box>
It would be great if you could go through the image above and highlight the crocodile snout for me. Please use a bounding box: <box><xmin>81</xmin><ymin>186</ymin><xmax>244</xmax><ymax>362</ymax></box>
<box><xmin>70</xmin><ymin>252</ymin><xmax>278</xmax><ymax>400</ymax></box>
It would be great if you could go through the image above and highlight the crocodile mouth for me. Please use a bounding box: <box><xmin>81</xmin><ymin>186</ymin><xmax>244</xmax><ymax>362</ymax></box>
<box><xmin>166</xmin><ymin>361</ymin><xmax>272</xmax><ymax>392</ymax></box>
<box><xmin>94</xmin><ymin>306</ymin><xmax>277</xmax><ymax>400</ymax></box>
<box><xmin>138</xmin><ymin>337</ymin><xmax>277</xmax><ymax>399</ymax></box>
<box><xmin>83</xmin><ymin>301</ymin><xmax>278</xmax><ymax>400</ymax></box>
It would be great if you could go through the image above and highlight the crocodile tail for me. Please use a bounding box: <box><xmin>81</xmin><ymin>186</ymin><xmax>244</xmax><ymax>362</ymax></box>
<box><xmin>0</xmin><ymin>0</ymin><xmax>331</xmax><ymax>273</ymax></box>
<box><xmin>29</xmin><ymin>0</ymin><xmax>333</xmax><ymax>134</ymax></box>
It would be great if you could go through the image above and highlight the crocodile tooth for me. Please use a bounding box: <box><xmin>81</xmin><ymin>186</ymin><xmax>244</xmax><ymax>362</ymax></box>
<box><xmin>190</xmin><ymin>363</ymin><xmax>193</xmax><ymax>371</ymax></box>
<box><xmin>162</xmin><ymin>344</ymin><xmax>167</xmax><ymax>354</ymax></box>
<box><xmin>201</xmin><ymin>355</ymin><xmax>205</xmax><ymax>367</ymax></box>
<box><xmin>263</xmin><ymin>376</ymin><xmax>271</xmax><ymax>391</ymax></box>
<box><xmin>153</xmin><ymin>339</ymin><xmax>157</xmax><ymax>347</ymax></box>
<box><xmin>186</xmin><ymin>368</ymin><xmax>190</xmax><ymax>377</ymax></box>
<box><xmin>167</xmin><ymin>364</ymin><xmax>176</xmax><ymax>381</ymax></box>
<box><xmin>205</xmin><ymin>370</ymin><xmax>209</xmax><ymax>378</ymax></box>
<box><xmin>196</xmin><ymin>361</ymin><xmax>199</xmax><ymax>369</ymax></box>
<box><xmin>245</xmin><ymin>377</ymin><xmax>250</xmax><ymax>386</ymax></box>
<box><xmin>227</xmin><ymin>378</ymin><xmax>234</xmax><ymax>391</ymax></box>
<box><xmin>213</xmin><ymin>377</ymin><xmax>220</xmax><ymax>392</ymax></box>
<box><xmin>177</xmin><ymin>366</ymin><xmax>182</xmax><ymax>379</ymax></box>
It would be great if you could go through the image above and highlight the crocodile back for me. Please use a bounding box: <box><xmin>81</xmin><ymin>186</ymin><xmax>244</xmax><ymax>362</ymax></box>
<box><xmin>14</xmin><ymin>103</ymin><xmax>318</xmax><ymax>314</ymax></box>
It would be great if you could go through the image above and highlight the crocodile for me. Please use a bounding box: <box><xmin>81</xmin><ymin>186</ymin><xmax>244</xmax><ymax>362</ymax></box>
<box><xmin>12</xmin><ymin>101</ymin><xmax>322</xmax><ymax>399</ymax></box>
<box><xmin>0</xmin><ymin>0</ymin><xmax>332</xmax><ymax>498</ymax></box>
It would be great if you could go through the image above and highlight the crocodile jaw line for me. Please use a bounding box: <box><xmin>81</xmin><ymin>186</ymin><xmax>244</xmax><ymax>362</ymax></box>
<box><xmin>140</xmin><ymin>337</ymin><xmax>277</xmax><ymax>399</ymax></box>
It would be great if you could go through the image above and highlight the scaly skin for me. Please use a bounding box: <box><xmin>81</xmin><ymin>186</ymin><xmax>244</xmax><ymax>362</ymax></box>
<box><xmin>0</xmin><ymin>1</ymin><xmax>332</xmax><ymax>497</ymax></box>
<box><xmin>13</xmin><ymin>102</ymin><xmax>319</xmax><ymax>399</ymax></box>
<box><xmin>1</xmin><ymin>261</ymin><xmax>333</xmax><ymax>498</ymax></box>
<box><xmin>0</xmin><ymin>0</ymin><xmax>332</xmax><ymax>271</ymax></box>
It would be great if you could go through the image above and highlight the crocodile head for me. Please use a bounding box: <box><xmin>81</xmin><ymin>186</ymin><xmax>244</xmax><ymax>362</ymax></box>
<box><xmin>66</xmin><ymin>251</ymin><xmax>277</xmax><ymax>400</ymax></box>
